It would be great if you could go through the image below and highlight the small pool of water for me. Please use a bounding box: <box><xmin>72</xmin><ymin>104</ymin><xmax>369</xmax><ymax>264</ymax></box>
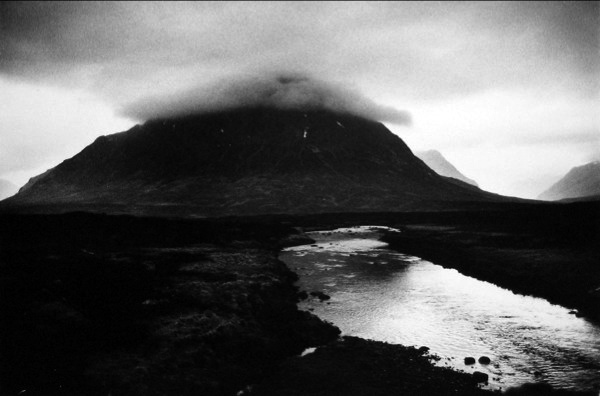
<box><xmin>282</xmin><ymin>226</ymin><xmax>600</xmax><ymax>392</ymax></box>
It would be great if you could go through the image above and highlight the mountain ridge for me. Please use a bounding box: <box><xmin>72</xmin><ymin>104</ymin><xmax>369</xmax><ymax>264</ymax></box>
<box><xmin>416</xmin><ymin>150</ymin><xmax>478</xmax><ymax>187</ymax></box>
<box><xmin>3</xmin><ymin>108</ymin><xmax>512</xmax><ymax>216</ymax></box>
<box><xmin>538</xmin><ymin>161</ymin><xmax>600</xmax><ymax>201</ymax></box>
<box><xmin>0</xmin><ymin>179</ymin><xmax>18</xmax><ymax>200</ymax></box>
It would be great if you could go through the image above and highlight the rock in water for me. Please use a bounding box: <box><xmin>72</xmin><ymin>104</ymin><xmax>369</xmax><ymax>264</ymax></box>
<box><xmin>310</xmin><ymin>291</ymin><xmax>331</xmax><ymax>301</ymax></box>
<box><xmin>478</xmin><ymin>356</ymin><xmax>491</xmax><ymax>364</ymax></box>
<box><xmin>464</xmin><ymin>357</ymin><xmax>476</xmax><ymax>365</ymax></box>
<box><xmin>472</xmin><ymin>371</ymin><xmax>489</xmax><ymax>383</ymax></box>
<box><xmin>418</xmin><ymin>346</ymin><xmax>430</xmax><ymax>354</ymax></box>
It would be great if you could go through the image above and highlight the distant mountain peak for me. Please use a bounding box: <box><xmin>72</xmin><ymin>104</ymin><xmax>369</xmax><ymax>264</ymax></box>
<box><xmin>538</xmin><ymin>161</ymin><xmax>600</xmax><ymax>201</ymax></box>
<box><xmin>0</xmin><ymin>179</ymin><xmax>18</xmax><ymax>200</ymax></box>
<box><xmin>416</xmin><ymin>150</ymin><xmax>478</xmax><ymax>187</ymax></box>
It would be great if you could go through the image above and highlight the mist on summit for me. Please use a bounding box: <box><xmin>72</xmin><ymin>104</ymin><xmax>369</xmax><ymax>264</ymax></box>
<box><xmin>121</xmin><ymin>73</ymin><xmax>412</xmax><ymax>125</ymax></box>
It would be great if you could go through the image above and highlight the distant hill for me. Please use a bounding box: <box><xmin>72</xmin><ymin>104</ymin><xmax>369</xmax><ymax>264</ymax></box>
<box><xmin>538</xmin><ymin>161</ymin><xmax>600</xmax><ymax>201</ymax></box>
<box><xmin>0</xmin><ymin>179</ymin><xmax>18</xmax><ymax>200</ymax></box>
<box><xmin>3</xmin><ymin>108</ymin><xmax>511</xmax><ymax>217</ymax></box>
<box><xmin>416</xmin><ymin>150</ymin><xmax>478</xmax><ymax>187</ymax></box>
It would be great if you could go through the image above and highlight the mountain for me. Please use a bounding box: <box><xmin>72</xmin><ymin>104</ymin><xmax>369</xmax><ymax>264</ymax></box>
<box><xmin>416</xmin><ymin>150</ymin><xmax>478</xmax><ymax>187</ymax></box>
<box><xmin>4</xmin><ymin>108</ymin><xmax>508</xmax><ymax>216</ymax></box>
<box><xmin>538</xmin><ymin>161</ymin><xmax>600</xmax><ymax>201</ymax></box>
<box><xmin>0</xmin><ymin>179</ymin><xmax>18</xmax><ymax>200</ymax></box>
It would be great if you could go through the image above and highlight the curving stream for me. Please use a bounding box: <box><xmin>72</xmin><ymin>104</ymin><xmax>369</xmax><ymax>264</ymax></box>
<box><xmin>281</xmin><ymin>226</ymin><xmax>600</xmax><ymax>392</ymax></box>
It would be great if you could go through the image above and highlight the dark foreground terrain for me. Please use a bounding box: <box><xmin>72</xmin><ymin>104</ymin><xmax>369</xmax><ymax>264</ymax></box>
<box><xmin>0</xmin><ymin>214</ymin><xmax>339</xmax><ymax>395</ymax></box>
<box><xmin>1</xmin><ymin>202</ymin><xmax>598</xmax><ymax>395</ymax></box>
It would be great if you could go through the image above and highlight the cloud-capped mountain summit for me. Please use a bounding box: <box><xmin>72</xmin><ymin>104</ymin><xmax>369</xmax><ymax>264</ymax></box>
<box><xmin>4</xmin><ymin>108</ymin><xmax>508</xmax><ymax>216</ymax></box>
<box><xmin>416</xmin><ymin>150</ymin><xmax>478</xmax><ymax>187</ymax></box>
<box><xmin>538</xmin><ymin>161</ymin><xmax>600</xmax><ymax>201</ymax></box>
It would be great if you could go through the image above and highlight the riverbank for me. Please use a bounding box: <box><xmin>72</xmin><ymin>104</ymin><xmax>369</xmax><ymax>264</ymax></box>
<box><xmin>0</xmin><ymin>213</ymin><xmax>339</xmax><ymax>395</ymax></box>
<box><xmin>281</xmin><ymin>226</ymin><xmax>600</xmax><ymax>393</ymax></box>
<box><xmin>253</xmin><ymin>336</ymin><xmax>492</xmax><ymax>396</ymax></box>
<box><xmin>376</xmin><ymin>204</ymin><xmax>600</xmax><ymax>321</ymax></box>
<box><xmin>262</xmin><ymin>201</ymin><xmax>599</xmax><ymax>321</ymax></box>
<box><xmin>1</xmin><ymin>207</ymin><xmax>597</xmax><ymax>395</ymax></box>
<box><xmin>1</xmin><ymin>212</ymin><xmax>492</xmax><ymax>396</ymax></box>
<box><xmin>253</xmin><ymin>336</ymin><xmax>595</xmax><ymax>396</ymax></box>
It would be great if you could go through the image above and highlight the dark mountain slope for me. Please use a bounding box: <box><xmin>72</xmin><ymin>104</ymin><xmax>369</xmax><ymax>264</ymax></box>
<box><xmin>5</xmin><ymin>108</ymin><xmax>509</xmax><ymax>216</ymax></box>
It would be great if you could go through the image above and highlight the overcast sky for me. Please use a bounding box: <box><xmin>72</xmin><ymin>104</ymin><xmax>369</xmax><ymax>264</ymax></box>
<box><xmin>1</xmin><ymin>1</ymin><xmax>598</xmax><ymax>198</ymax></box>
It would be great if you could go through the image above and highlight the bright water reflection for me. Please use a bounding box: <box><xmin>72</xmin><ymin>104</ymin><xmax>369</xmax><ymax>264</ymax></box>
<box><xmin>282</xmin><ymin>226</ymin><xmax>600</xmax><ymax>392</ymax></box>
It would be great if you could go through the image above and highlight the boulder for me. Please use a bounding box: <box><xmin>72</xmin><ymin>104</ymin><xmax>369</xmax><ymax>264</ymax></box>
<box><xmin>297</xmin><ymin>290</ymin><xmax>309</xmax><ymax>300</ymax></box>
<box><xmin>478</xmin><ymin>356</ymin><xmax>491</xmax><ymax>364</ymax></box>
<box><xmin>464</xmin><ymin>357</ymin><xmax>476</xmax><ymax>365</ymax></box>
<box><xmin>310</xmin><ymin>291</ymin><xmax>331</xmax><ymax>301</ymax></box>
<box><xmin>472</xmin><ymin>371</ymin><xmax>489</xmax><ymax>383</ymax></box>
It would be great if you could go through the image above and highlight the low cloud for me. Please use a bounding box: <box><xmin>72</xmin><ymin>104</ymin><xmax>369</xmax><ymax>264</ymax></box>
<box><xmin>120</xmin><ymin>73</ymin><xmax>412</xmax><ymax>125</ymax></box>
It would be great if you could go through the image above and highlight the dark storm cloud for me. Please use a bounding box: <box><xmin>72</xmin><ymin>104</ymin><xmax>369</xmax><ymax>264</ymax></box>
<box><xmin>1</xmin><ymin>1</ymin><xmax>598</xmax><ymax>103</ymax></box>
<box><xmin>0</xmin><ymin>2</ymin><xmax>127</xmax><ymax>72</ymax></box>
<box><xmin>121</xmin><ymin>73</ymin><xmax>412</xmax><ymax>124</ymax></box>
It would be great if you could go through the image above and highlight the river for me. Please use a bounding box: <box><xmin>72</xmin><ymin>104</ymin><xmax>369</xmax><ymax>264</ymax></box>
<box><xmin>281</xmin><ymin>226</ymin><xmax>600</xmax><ymax>392</ymax></box>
